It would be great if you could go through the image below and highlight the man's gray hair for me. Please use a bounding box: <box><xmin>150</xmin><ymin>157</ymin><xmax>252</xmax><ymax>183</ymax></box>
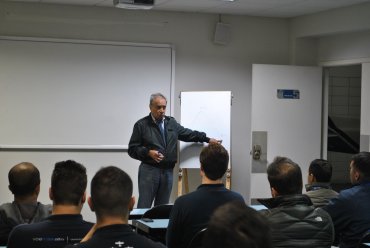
<box><xmin>150</xmin><ymin>93</ymin><xmax>167</xmax><ymax>105</ymax></box>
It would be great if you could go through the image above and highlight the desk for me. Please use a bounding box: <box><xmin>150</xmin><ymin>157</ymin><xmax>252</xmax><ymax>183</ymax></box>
<box><xmin>250</xmin><ymin>204</ymin><xmax>267</xmax><ymax>211</ymax></box>
<box><xmin>132</xmin><ymin>219</ymin><xmax>168</xmax><ymax>244</ymax></box>
<box><xmin>129</xmin><ymin>208</ymin><xmax>150</xmax><ymax>220</ymax></box>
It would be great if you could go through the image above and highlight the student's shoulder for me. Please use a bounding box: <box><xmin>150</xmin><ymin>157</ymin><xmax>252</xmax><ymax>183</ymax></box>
<box><xmin>133</xmin><ymin>233</ymin><xmax>166</xmax><ymax>248</ymax></box>
<box><xmin>9</xmin><ymin>222</ymin><xmax>43</xmax><ymax>237</ymax></box>
<box><xmin>0</xmin><ymin>202</ymin><xmax>12</xmax><ymax>209</ymax></box>
<box><xmin>15</xmin><ymin>221</ymin><xmax>40</xmax><ymax>230</ymax></box>
<box><xmin>82</xmin><ymin>220</ymin><xmax>94</xmax><ymax>226</ymax></box>
<box><xmin>174</xmin><ymin>190</ymin><xmax>199</xmax><ymax>204</ymax></box>
<box><xmin>228</xmin><ymin>189</ymin><xmax>245</xmax><ymax>201</ymax></box>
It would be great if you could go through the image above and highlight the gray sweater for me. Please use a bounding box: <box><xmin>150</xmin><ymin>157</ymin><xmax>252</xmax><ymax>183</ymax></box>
<box><xmin>0</xmin><ymin>201</ymin><xmax>51</xmax><ymax>245</ymax></box>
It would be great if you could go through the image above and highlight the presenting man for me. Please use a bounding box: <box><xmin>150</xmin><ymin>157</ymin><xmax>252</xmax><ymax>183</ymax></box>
<box><xmin>128</xmin><ymin>93</ymin><xmax>220</xmax><ymax>208</ymax></box>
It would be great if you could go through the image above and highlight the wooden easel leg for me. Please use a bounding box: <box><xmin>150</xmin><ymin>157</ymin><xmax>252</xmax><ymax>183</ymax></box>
<box><xmin>183</xmin><ymin>169</ymin><xmax>189</xmax><ymax>194</ymax></box>
<box><xmin>178</xmin><ymin>168</ymin><xmax>183</xmax><ymax>197</ymax></box>
<box><xmin>225</xmin><ymin>168</ymin><xmax>231</xmax><ymax>190</ymax></box>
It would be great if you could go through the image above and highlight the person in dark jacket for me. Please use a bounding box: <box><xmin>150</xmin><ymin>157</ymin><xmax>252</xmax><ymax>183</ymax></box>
<box><xmin>304</xmin><ymin>159</ymin><xmax>338</xmax><ymax>207</ymax></box>
<box><xmin>258</xmin><ymin>156</ymin><xmax>334</xmax><ymax>248</ymax></box>
<box><xmin>64</xmin><ymin>166</ymin><xmax>165</xmax><ymax>248</ymax></box>
<box><xmin>7</xmin><ymin>160</ymin><xmax>93</xmax><ymax>248</ymax></box>
<box><xmin>166</xmin><ymin>143</ymin><xmax>244</xmax><ymax>248</ymax></box>
<box><xmin>128</xmin><ymin>92</ymin><xmax>220</xmax><ymax>208</ymax></box>
<box><xmin>0</xmin><ymin>162</ymin><xmax>51</xmax><ymax>246</ymax></box>
<box><xmin>323</xmin><ymin>152</ymin><xmax>370</xmax><ymax>248</ymax></box>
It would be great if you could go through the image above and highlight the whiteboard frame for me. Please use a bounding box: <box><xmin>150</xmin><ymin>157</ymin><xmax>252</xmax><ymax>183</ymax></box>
<box><xmin>179</xmin><ymin>91</ymin><xmax>232</xmax><ymax>169</ymax></box>
<box><xmin>0</xmin><ymin>36</ymin><xmax>175</xmax><ymax>151</ymax></box>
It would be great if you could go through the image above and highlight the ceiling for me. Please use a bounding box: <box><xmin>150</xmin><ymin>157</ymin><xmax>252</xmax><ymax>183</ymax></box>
<box><xmin>6</xmin><ymin>0</ymin><xmax>370</xmax><ymax>18</ymax></box>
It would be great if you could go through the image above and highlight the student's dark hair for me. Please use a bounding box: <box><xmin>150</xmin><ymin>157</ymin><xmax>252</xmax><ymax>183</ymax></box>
<box><xmin>8</xmin><ymin>162</ymin><xmax>40</xmax><ymax>196</ymax></box>
<box><xmin>351</xmin><ymin>151</ymin><xmax>370</xmax><ymax>179</ymax></box>
<box><xmin>91</xmin><ymin>166</ymin><xmax>133</xmax><ymax>218</ymax></box>
<box><xmin>51</xmin><ymin>160</ymin><xmax>87</xmax><ymax>205</ymax></box>
<box><xmin>267</xmin><ymin>156</ymin><xmax>303</xmax><ymax>195</ymax></box>
<box><xmin>203</xmin><ymin>201</ymin><xmax>272</xmax><ymax>248</ymax></box>
<box><xmin>199</xmin><ymin>143</ymin><xmax>229</xmax><ymax>180</ymax></box>
<box><xmin>309</xmin><ymin>159</ymin><xmax>333</xmax><ymax>182</ymax></box>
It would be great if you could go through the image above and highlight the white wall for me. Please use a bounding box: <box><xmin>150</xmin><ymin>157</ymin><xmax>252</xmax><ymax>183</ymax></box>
<box><xmin>361</xmin><ymin>63</ymin><xmax>370</xmax><ymax>151</ymax></box>
<box><xmin>290</xmin><ymin>3</ymin><xmax>370</xmax><ymax>38</ymax></box>
<box><xmin>0</xmin><ymin>1</ymin><xmax>290</xmax><ymax>221</ymax></box>
<box><xmin>289</xmin><ymin>2</ymin><xmax>370</xmax><ymax>65</ymax></box>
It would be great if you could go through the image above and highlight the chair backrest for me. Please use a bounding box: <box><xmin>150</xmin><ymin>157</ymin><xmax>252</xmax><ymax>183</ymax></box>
<box><xmin>358</xmin><ymin>230</ymin><xmax>370</xmax><ymax>248</ymax></box>
<box><xmin>142</xmin><ymin>204</ymin><xmax>173</xmax><ymax>219</ymax></box>
<box><xmin>187</xmin><ymin>228</ymin><xmax>207</xmax><ymax>248</ymax></box>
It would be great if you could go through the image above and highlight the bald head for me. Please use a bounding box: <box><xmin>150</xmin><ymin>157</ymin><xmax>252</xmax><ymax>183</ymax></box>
<box><xmin>8</xmin><ymin>162</ymin><xmax>41</xmax><ymax>197</ymax></box>
<box><xmin>267</xmin><ymin>156</ymin><xmax>303</xmax><ymax>195</ymax></box>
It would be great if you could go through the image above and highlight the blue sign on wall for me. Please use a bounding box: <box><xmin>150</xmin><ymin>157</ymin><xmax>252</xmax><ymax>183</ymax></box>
<box><xmin>277</xmin><ymin>89</ymin><xmax>300</xmax><ymax>99</ymax></box>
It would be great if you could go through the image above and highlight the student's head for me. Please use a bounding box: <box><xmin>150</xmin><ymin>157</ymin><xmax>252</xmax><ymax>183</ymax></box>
<box><xmin>199</xmin><ymin>143</ymin><xmax>229</xmax><ymax>180</ymax></box>
<box><xmin>149</xmin><ymin>93</ymin><xmax>167</xmax><ymax>121</ymax></box>
<box><xmin>8</xmin><ymin>162</ymin><xmax>40</xmax><ymax>198</ymax></box>
<box><xmin>203</xmin><ymin>201</ymin><xmax>272</xmax><ymax>248</ymax></box>
<box><xmin>308</xmin><ymin>159</ymin><xmax>333</xmax><ymax>184</ymax></box>
<box><xmin>267</xmin><ymin>156</ymin><xmax>303</xmax><ymax>196</ymax></box>
<box><xmin>50</xmin><ymin>160</ymin><xmax>87</xmax><ymax>206</ymax></box>
<box><xmin>89</xmin><ymin>166</ymin><xmax>134</xmax><ymax>220</ymax></box>
<box><xmin>350</xmin><ymin>151</ymin><xmax>370</xmax><ymax>184</ymax></box>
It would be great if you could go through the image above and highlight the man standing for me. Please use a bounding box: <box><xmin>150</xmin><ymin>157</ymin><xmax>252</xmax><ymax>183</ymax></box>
<box><xmin>7</xmin><ymin>160</ymin><xmax>93</xmax><ymax>248</ymax></box>
<box><xmin>305</xmin><ymin>159</ymin><xmax>338</xmax><ymax>207</ymax></box>
<box><xmin>258</xmin><ymin>156</ymin><xmax>334</xmax><ymax>248</ymax></box>
<box><xmin>323</xmin><ymin>152</ymin><xmax>370</xmax><ymax>248</ymax></box>
<box><xmin>65</xmin><ymin>166</ymin><xmax>165</xmax><ymax>248</ymax></box>
<box><xmin>166</xmin><ymin>143</ymin><xmax>244</xmax><ymax>248</ymax></box>
<box><xmin>0</xmin><ymin>162</ymin><xmax>51</xmax><ymax>245</ymax></box>
<box><xmin>128</xmin><ymin>93</ymin><xmax>220</xmax><ymax>208</ymax></box>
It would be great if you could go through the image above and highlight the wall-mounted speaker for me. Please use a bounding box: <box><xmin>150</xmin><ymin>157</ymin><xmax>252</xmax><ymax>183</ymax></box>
<box><xmin>213</xmin><ymin>22</ymin><xmax>231</xmax><ymax>45</ymax></box>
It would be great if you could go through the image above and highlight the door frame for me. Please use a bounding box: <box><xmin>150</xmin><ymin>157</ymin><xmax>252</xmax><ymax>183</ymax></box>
<box><xmin>319</xmin><ymin>57</ymin><xmax>370</xmax><ymax>158</ymax></box>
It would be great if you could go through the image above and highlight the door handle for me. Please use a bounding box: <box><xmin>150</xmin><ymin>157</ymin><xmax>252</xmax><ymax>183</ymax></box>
<box><xmin>252</xmin><ymin>145</ymin><xmax>262</xmax><ymax>160</ymax></box>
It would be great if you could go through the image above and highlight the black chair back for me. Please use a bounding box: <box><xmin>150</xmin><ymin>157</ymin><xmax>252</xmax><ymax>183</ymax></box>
<box><xmin>187</xmin><ymin>228</ymin><xmax>207</xmax><ymax>248</ymax></box>
<box><xmin>142</xmin><ymin>204</ymin><xmax>173</xmax><ymax>219</ymax></box>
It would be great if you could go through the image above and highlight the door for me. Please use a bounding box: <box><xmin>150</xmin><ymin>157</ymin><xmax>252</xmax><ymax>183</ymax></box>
<box><xmin>250</xmin><ymin>64</ymin><xmax>322</xmax><ymax>202</ymax></box>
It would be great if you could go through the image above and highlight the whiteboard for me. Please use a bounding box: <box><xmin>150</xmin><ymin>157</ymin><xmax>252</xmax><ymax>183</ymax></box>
<box><xmin>179</xmin><ymin>91</ymin><xmax>231</xmax><ymax>169</ymax></box>
<box><xmin>0</xmin><ymin>37</ymin><xmax>173</xmax><ymax>148</ymax></box>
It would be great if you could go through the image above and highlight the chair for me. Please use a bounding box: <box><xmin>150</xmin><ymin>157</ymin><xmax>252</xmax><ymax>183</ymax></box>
<box><xmin>142</xmin><ymin>204</ymin><xmax>173</xmax><ymax>219</ymax></box>
<box><xmin>187</xmin><ymin>228</ymin><xmax>207</xmax><ymax>248</ymax></box>
<box><xmin>358</xmin><ymin>230</ymin><xmax>370</xmax><ymax>248</ymax></box>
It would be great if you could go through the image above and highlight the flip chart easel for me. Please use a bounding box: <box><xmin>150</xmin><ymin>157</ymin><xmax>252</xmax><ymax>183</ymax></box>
<box><xmin>177</xmin><ymin>167</ymin><xmax>231</xmax><ymax>196</ymax></box>
<box><xmin>177</xmin><ymin>91</ymin><xmax>232</xmax><ymax>196</ymax></box>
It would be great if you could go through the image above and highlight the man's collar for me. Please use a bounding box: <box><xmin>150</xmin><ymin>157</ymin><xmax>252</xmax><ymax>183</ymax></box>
<box><xmin>150</xmin><ymin>114</ymin><xmax>164</xmax><ymax>123</ymax></box>
<box><xmin>305</xmin><ymin>182</ymin><xmax>332</xmax><ymax>191</ymax></box>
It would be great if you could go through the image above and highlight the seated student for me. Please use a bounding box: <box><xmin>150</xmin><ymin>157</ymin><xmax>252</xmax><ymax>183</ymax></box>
<box><xmin>7</xmin><ymin>160</ymin><xmax>93</xmax><ymax>248</ymax></box>
<box><xmin>0</xmin><ymin>162</ymin><xmax>51</xmax><ymax>245</ymax></box>
<box><xmin>258</xmin><ymin>156</ymin><xmax>334</xmax><ymax>248</ymax></box>
<box><xmin>203</xmin><ymin>201</ymin><xmax>272</xmax><ymax>248</ymax></box>
<box><xmin>65</xmin><ymin>166</ymin><xmax>165</xmax><ymax>248</ymax></box>
<box><xmin>305</xmin><ymin>159</ymin><xmax>338</xmax><ymax>207</ymax></box>
<box><xmin>166</xmin><ymin>143</ymin><xmax>245</xmax><ymax>248</ymax></box>
<box><xmin>323</xmin><ymin>152</ymin><xmax>370</xmax><ymax>248</ymax></box>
